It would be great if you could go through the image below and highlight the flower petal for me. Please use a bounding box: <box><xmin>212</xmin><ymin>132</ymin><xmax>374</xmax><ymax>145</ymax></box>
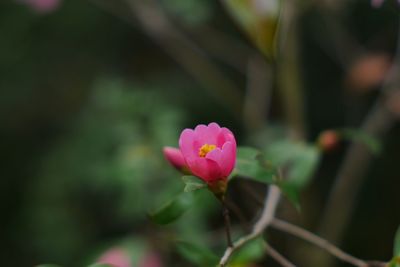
<box><xmin>186</xmin><ymin>156</ymin><xmax>222</xmax><ymax>182</ymax></box>
<box><xmin>179</xmin><ymin>129</ymin><xmax>201</xmax><ymax>159</ymax></box>
<box><xmin>216</xmin><ymin>127</ymin><xmax>236</xmax><ymax>148</ymax></box>
<box><xmin>205</xmin><ymin>147</ymin><xmax>222</xmax><ymax>166</ymax></box>
<box><xmin>220</xmin><ymin>141</ymin><xmax>236</xmax><ymax>177</ymax></box>
<box><xmin>163</xmin><ymin>146</ymin><xmax>187</xmax><ymax>170</ymax></box>
<box><xmin>194</xmin><ymin>123</ymin><xmax>221</xmax><ymax>146</ymax></box>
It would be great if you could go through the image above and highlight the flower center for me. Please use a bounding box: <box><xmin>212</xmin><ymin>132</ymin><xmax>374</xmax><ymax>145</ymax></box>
<box><xmin>199</xmin><ymin>144</ymin><xmax>216</xmax><ymax>157</ymax></box>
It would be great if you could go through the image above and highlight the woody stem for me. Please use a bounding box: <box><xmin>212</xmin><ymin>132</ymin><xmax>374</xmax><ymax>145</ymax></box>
<box><xmin>221</xmin><ymin>197</ymin><xmax>233</xmax><ymax>248</ymax></box>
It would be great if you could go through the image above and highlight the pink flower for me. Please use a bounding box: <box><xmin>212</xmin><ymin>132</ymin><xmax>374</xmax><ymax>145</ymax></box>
<box><xmin>371</xmin><ymin>0</ymin><xmax>400</xmax><ymax>7</ymax></box>
<box><xmin>139</xmin><ymin>252</ymin><xmax>163</xmax><ymax>267</ymax></box>
<box><xmin>179</xmin><ymin>122</ymin><xmax>236</xmax><ymax>183</ymax></box>
<box><xmin>18</xmin><ymin>0</ymin><xmax>61</xmax><ymax>14</ymax></box>
<box><xmin>163</xmin><ymin>147</ymin><xmax>190</xmax><ymax>174</ymax></box>
<box><xmin>97</xmin><ymin>247</ymin><xmax>131</xmax><ymax>267</ymax></box>
<box><xmin>371</xmin><ymin>0</ymin><xmax>385</xmax><ymax>7</ymax></box>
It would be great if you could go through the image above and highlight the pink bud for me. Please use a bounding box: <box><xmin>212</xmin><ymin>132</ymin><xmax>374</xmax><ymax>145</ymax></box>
<box><xmin>97</xmin><ymin>247</ymin><xmax>131</xmax><ymax>267</ymax></box>
<box><xmin>318</xmin><ymin>130</ymin><xmax>340</xmax><ymax>152</ymax></box>
<box><xmin>163</xmin><ymin>147</ymin><xmax>190</xmax><ymax>174</ymax></box>
<box><xmin>178</xmin><ymin>122</ymin><xmax>236</xmax><ymax>183</ymax></box>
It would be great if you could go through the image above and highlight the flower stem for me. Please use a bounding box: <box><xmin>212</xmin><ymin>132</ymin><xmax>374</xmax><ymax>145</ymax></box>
<box><xmin>221</xmin><ymin>197</ymin><xmax>233</xmax><ymax>248</ymax></box>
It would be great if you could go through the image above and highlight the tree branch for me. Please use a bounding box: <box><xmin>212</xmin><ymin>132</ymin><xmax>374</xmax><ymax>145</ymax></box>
<box><xmin>271</xmin><ymin>218</ymin><xmax>388</xmax><ymax>267</ymax></box>
<box><xmin>318</xmin><ymin>18</ymin><xmax>400</xmax><ymax>247</ymax></box>
<box><xmin>271</xmin><ymin>218</ymin><xmax>366</xmax><ymax>267</ymax></box>
<box><xmin>264</xmin><ymin>241</ymin><xmax>297</xmax><ymax>267</ymax></box>
<box><xmin>219</xmin><ymin>185</ymin><xmax>281</xmax><ymax>266</ymax></box>
<box><xmin>125</xmin><ymin>0</ymin><xmax>244</xmax><ymax>115</ymax></box>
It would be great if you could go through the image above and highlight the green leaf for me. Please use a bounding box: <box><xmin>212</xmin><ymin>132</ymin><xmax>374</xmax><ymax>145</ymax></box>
<box><xmin>148</xmin><ymin>191</ymin><xmax>195</xmax><ymax>225</ymax></box>
<box><xmin>176</xmin><ymin>241</ymin><xmax>219</xmax><ymax>267</ymax></box>
<box><xmin>230</xmin><ymin>237</ymin><xmax>264</xmax><ymax>264</ymax></box>
<box><xmin>394</xmin><ymin>225</ymin><xmax>400</xmax><ymax>256</ymax></box>
<box><xmin>265</xmin><ymin>141</ymin><xmax>320</xmax><ymax>189</ymax></box>
<box><xmin>276</xmin><ymin>181</ymin><xmax>301</xmax><ymax>211</ymax></box>
<box><xmin>182</xmin><ymin>175</ymin><xmax>207</xmax><ymax>193</ymax></box>
<box><xmin>161</xmin><ymin>0</ymin><xmax>215</xmax><ymax>26</ymax></box>
<box><xmin>221</xmin><ymin>0</ymin><xmax>281</xmax><ymax>58</ymax></box>
<box><xmin>338</xmin><ymin>128</ymin><xmax>382</xmax><ymax>154</ymax></box>
<box><xmin>233</xmin><ymin>147</ymin><xmax>277</xmax><ymax>184</ymax></box>
<box><xmin>388</xmin><ymin>256</ymin><xmax>400</xmax><ymax>267</ymax></box>
<box><xmin>35</xmin><ymin>265</ymin><xmax>62</xmax><ymax>267</ymax></box>
<box><xmin>265</xmin><ymin>141</ymin><xmax>320</xmax><ymax>208</ymax></box>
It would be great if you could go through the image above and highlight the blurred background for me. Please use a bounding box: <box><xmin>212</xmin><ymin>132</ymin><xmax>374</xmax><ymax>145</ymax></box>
<box><xmin>0</xmin><ymin>0</ymin><xmax>399</xmax><ymax>266</ymax></box>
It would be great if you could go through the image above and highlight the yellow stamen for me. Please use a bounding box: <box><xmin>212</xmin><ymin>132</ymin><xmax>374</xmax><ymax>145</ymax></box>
<box><xmin>199</xmin><ymin>144</ymin><xmax>216</xmax><ymax>157</ymax></box>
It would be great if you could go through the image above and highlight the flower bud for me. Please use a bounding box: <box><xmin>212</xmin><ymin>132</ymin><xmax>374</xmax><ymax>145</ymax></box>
<box><xmin>163</xmin><ymin>147</ymin><xmax>191</xmax><ymax>174</ymax></box>
<box><xmin>318</xmin><ymin>130</ymin><xmax>340</xmax><ymax>152</ymax></box>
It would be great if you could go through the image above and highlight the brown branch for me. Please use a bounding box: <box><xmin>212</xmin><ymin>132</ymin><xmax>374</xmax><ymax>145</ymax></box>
<box><xmin>125</xmin><ymin>0</ymin><xmax>244</xmax><ymax>115</ymax></box>
<box><xmin>187</xmin><ymin>25</ymin><xmax>253</xmax><ymax>74</ymax></box>
<box><xmin>263</xmin><ymin>241</ymin><xmax>297</xmax><ymax>267</ymax></box>
<box><xmin>271</xmin><ymin>218</ymin><xmax>369</xmax><ymax>267</ymax></box>
<box><xmin>219</xmin><ymin>185</ymin><xmax>281</xmax><ymax>266</ymax></box>
<box><xmin>243</xmin><ymin>55</ymin><xmax>273</xmax><ymax>133</ymax></box>
<box><xmin>276</xmin><ymin>0</ymin><xmax>306</xmax><ymax>139</ymax></box>
<box><xmin>224</xmin><ymin>198</ymin><xmax>250</xmax><ymax>232</ymax></box>
<box><xmin>318</xmin><ymin>18</ymin><xmax>400</xmax><ymax>248</ymax></box>
<box><xmin>221</xmin><ymin>198</ymin><xmax>233</xmax><ymax>248</ymax></box>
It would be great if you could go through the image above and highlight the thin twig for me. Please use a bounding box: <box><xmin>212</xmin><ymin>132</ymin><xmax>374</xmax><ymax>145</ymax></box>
<box><xmin>263</xmin><ymin>241</ymin><xmax>297</xmax><ymax>267</ymax></box>
<box><xmin>243</xmin><ymin>55</ymin><xmax>273</xmax><ymax>133</ymax></box>
<box><xmin>271</xmin><ymin>218</ymin><xmax>387</xmax><ymax>267</ymax></box>
<box><xmin>188</xmin><ymin>25</ymin><xmax>253</xmax><ymax>74</ymax></box>
<box><xmin>241</xmin><ymin>181</ymin><xmax>265</xmax><ymax>206</ymax></box>
<box><xmin>125</xmin><ymin>0</ymin><xmax>244</xmax><ymax>115</ymax></box>
<box><xmin>88</xmin><ymin>0</ymin><xmax>138</xmax><ymax>28</ymax></box>
<box><xmin>221</xmin><ymin>198</ymin><xmax>233</xmax><ymax>248</ymax></box>
<box><xmin>219</xmin><ymin>185</ymin><xmax>281</xmax><ymax>266</ymax></box>
<box><xmin>224</xmin><ymin>198</ymin><xmax>250</xmax><ymax>232</ymax></box>
<box><xmin>276</xmin><ymin>0</ymin><xmax>306</xmax><ymax>140</ymax></box>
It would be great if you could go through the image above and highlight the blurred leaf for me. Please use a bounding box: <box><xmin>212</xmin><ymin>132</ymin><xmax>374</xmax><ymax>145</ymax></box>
<box><xmin>149</xmin><ymin>191</ymin><xmax>196</xmax><ymax>225</ymax></box>
<box><xmin>338</xmin><ymin>128</ymin><xmax>382</xmax><ymax>154</ymax></box>
<box><xmin>221</xmin><ymin>0</ymin><xmax>281</xmax><ymax>58</ymax></box>
<box><xmin>182</xmin><ymin>176</ymin><xmax>207</xmax><ymax>192</ymax></box>
<box><xmin>265</xmin><ymin>141</ymin><xmax>320</xmax><ymax>208</ymax></box>
<box><xmin>394</xmin><ymin>225</ymin><xmax>400</xmax><ymax>256</ymax></box>
<box><xmin>161</xmin><ymin>0</ymin><xmax>215</xmax><ymax>26</ymax></box>
<box><xmin>276</xmin><ymin>182</ymin><xmax>301</xmax><ymax>211</ymax></box>
<box><xmin>388</xmin><ymin>256</ymin><xmax>400</xmax><ymax>267</ymax></box>
<box><xmin>230</xmin><ymin>237</ymin><xmax>264</xmax><ymax>264</ymax></box>
<box><xmin>24</xmin><ymin>79</ymin><xmax>188</xmax><ymax>263</ymax></box>
<box><xmin>233</xmin><ymin>147</ymin><xmax>277</xmax><ymax>184</ymax></box>
<box><xmin>87</xmin><ymin>264</ymin><xmax>113</xmax><ymax>267</ymax></box>
<box><xmin>36</xmin><ymin>265</ymin><xmax>62</xmax><ymax>267</ymax></box>
<box><xmin>176</xmin><ymin>241</ymin><xmax>219</xmax><ymax>266</ymax></box>
<box><xmin>265</xmin><ymin>141</ymin><xmax>320</xmax><ymax>188</ymax></box>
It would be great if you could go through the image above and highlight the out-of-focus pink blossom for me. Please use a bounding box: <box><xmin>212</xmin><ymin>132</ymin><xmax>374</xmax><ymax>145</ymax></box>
<box><xmin>346</xmin><ymin>53</ymin><xmax>390</xmax><ymax>92</ymax></box>
<box><xmin>97</xmin><ymin>247</ymin><xmax>131</xmax><ymax>267</ymax></box>
<box><xmin>18</xmin><ymin>0</ymin><xmax>61</xmax><ymax>14</ymax></box>
<box><xmin>371</xmin><ymin>0</ymin><xmax>385</xmax><ymax>7</ymax></box>
<box><xmin>371</xmin><ymin>0</ymin><xmax>400</xmax><ymax>7</ymax></box>
<box><xmin>139</xmin><ymin>252</ymin><xmax>163</xmax><ymax>267</ymax></box>
<box><xmin>179</xmin><ymin>122</ymin><xmax>236</xmax><ymax>183</ymax></box>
